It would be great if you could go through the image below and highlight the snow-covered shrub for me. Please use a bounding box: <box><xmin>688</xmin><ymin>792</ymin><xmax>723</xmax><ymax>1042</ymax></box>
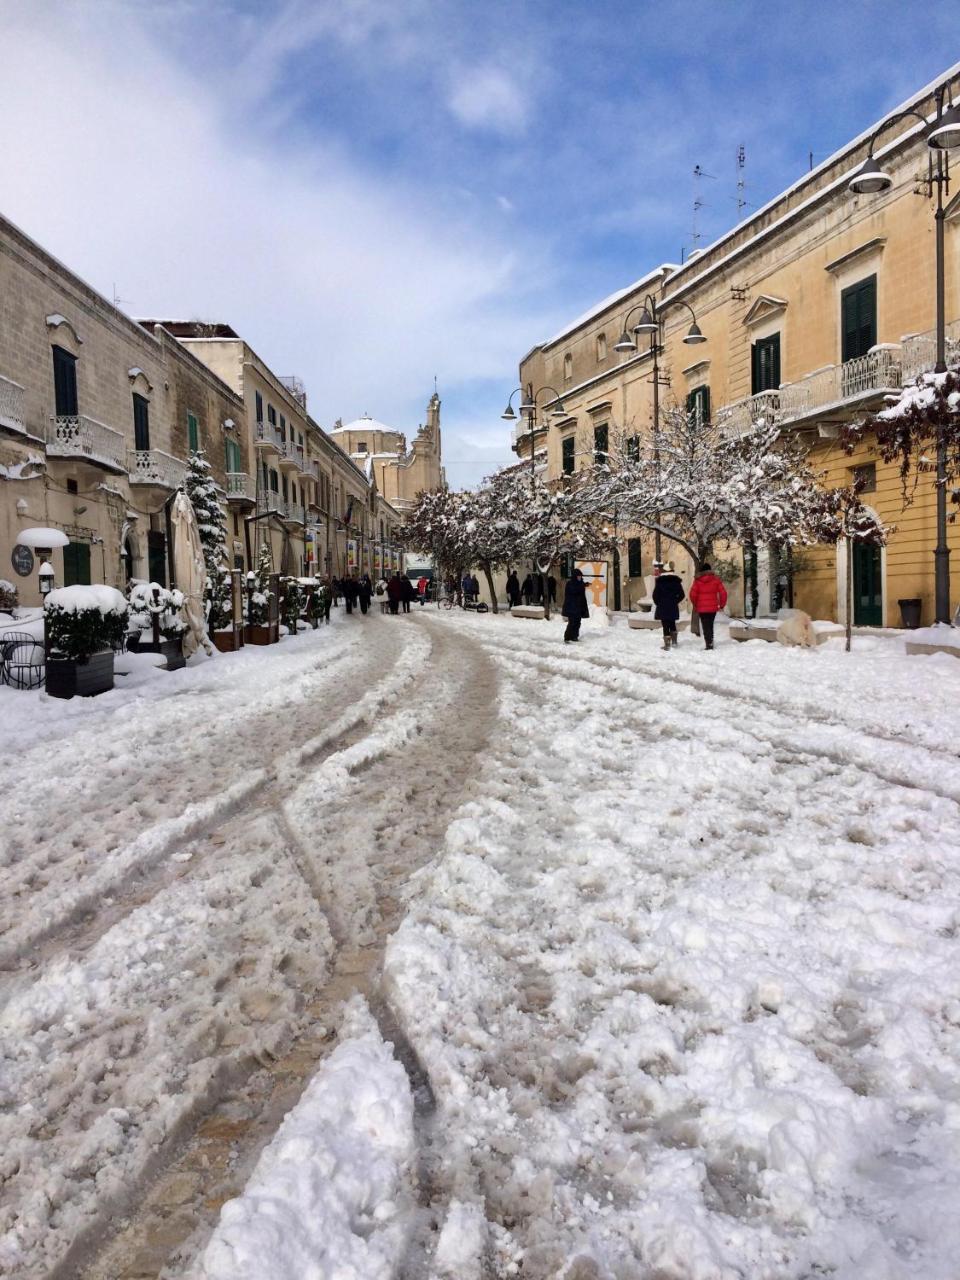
<box><xmin>126</xmin><ymin>582</ymin><xmax>187</xmax><ymax>640</ymax></box>
<box><xmin>247</xmin><ymin>543</ymin><xmax>275</xmax><ymax>626</ymax></box>
<box><xmin>184</xmin><ymin>450</ymin><xmax>232</xmax><ymax>630</ymax></box>
<box><xmin>0</xmin><ymin>579</ymin><xmax>18</xmax><ymax>610</ymax></box>
<box><xmin>44</xmin><ymin>585</ymin><xmax>128</xmax><ymax>661</ymax></box>
<box><xmin>282</xmin><ymin>578</ymin><xmax>304</xmax><ymax>631</ymax></box>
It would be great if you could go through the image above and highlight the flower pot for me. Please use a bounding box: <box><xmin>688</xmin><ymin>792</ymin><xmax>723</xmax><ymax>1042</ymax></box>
<box><xmin>46</xmin><ymin>649</ymin><xmax>115</xmax><ymax>700</ymax></box>
<box><xmin>244</xmin><ymin>623</ymin><xmax>276</xmax><ymax>645</ymax></box>
<box><xmin>897</xmin><ymin>598</ymin><xmax>922</xmax><ymax>630</ymax></box>
<box><xmin>161</xmin><ymin>637</ymin><xmax>186</xmax><ymax>671</ymax></box>
<box><xmin>213</xmin><ymin>628</ymin><xmax>244</xmax><ymax>653</ymax></box>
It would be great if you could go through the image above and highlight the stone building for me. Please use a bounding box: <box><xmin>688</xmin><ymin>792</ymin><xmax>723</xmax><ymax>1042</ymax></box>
<box><xmin>148</xmin><ymin>323</ymin><xmax>405</xmax><ymax>581</ymax></box>
<box><xmin>330</xmin><ymin>391</ymin><xmax>445</xmax><ymax>513</ymax></box>
<box><xmin>0</xmin><ymin>215</ymin><xmax>249</xmax><ymax>605</ymax></box>
<box><xmin>516</xmin><ymin>65</ymin><xmax>960</xmax><ymax>627</ymax></box>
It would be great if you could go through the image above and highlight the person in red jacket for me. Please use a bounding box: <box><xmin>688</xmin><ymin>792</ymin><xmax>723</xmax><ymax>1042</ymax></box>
<box><xmin>688</xmin><ymin>563</ymin><xmax>728</xmax><ymax>651</ymax></box>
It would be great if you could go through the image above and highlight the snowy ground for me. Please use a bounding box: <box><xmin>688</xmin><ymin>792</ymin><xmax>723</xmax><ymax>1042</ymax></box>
<box><xmin>2</xmin><ymin>608</ymin><xmax>960</xmax><ymax>1278</ymax></box>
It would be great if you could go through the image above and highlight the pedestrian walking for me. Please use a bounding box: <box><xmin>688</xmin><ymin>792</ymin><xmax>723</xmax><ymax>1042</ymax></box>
<box><xmin>506</xmin><ymin>570</ymin><xmax>521</xmax><ymax>608</ymax></box>
<box><xmin>401</xmin><ymin>574</ymin><xmax>417</xmax><ymax>613</ymax></box>
<box><xmin>688</xmin><ymin>563</ymin><xmax>727</xmax><ymax>651</ymax></box>
<box><xmin>548</xmin><ymin>575</ymin><xmax>557</xmax><ymax>605</ymax></box>
<box><xmin>316</xmin><ymin>578</ymin><xmax>332</xmax><ymax>625</ymax></box>
<box><xmin>521</xmin><ymin>573</ymin><xmax>534</xmax><ymax>606</ymax></box>
<box><xmin>386</xmin><ymin>573</ymin><xmax>403</xmax><ymax>614</ymax></box>
<box><xmin>417</xmin><ymin>575</ymin><xmax>429</xmax><ymax>606</ymax></box>
<box><xmin>342</xmin><ymin>572</ymin><xmax>360</xmax><ymax>615</ymax></box>
<box><xmin>652</xmin><ymin>561</ymin><xmax>685</xmax><ymax>649</ymax></box>
<box><xmin>561</xmin><ymin>567</ymin><xmax>589</xmax><ymax>642</ymax></box>
<box><xmin>358</xmin><ymin>573</ymin><xmax>373</xmax><ymax>616</ymax></box>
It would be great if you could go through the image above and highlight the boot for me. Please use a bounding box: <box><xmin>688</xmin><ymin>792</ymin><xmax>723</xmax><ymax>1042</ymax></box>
<box><xmin>671</xmin><ymin>632</ymin><xmax>679</xmax><ymax>647</ymax></box>
<box><xmin>662</xmin><ymin>635</ymin><xmax>671</xmax><ymax>651</ymax></box>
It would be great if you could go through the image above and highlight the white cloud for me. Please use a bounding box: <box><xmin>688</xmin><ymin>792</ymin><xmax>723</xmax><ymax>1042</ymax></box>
<box><xmin>0</xmin><ymin>3</ymin><xmax>552</xmax><ymax>468</ymax></box>
<box><xmin>447</xmin><ymin>64</ymin><xmax>529</xmax><ymax>133</ymax></box>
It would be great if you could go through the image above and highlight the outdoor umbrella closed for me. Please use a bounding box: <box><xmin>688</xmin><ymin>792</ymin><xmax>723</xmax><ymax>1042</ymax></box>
<box><xmin>171</xmin><ymin>491</ymin><xmax>212</xmax><ymax>657</ymax></box>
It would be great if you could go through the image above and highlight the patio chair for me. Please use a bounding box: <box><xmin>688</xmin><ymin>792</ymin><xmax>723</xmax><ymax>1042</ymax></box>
<box><xmin>0</xmin><ymin>631</ymin><xmax>45</xmax><ymax>689</ymax></box>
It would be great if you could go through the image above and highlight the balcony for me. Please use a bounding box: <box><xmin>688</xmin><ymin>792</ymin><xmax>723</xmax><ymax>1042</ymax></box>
<box><xmin>0</xmin><ymin>374</ymin><xmax>26</xmax><ymax>435</ymax></box>
<box><xmin>46</xmin><ymin>414</ymin><xmax>127</xmax><ymax>472</ymax></box>
<box><xmin>255</xmin><ymin>420</ymin><xmax>283</xmax><ymax>453</ymax></box>
<box><xmin>281</xmin><ymin>499</ymin><xmax>305</xmax><ymax>525</ymax></box>
<box><xmin>128</xmin><ymin>449</ymin><xmax>189</xmax><ymax>490</ymax></box>
<box><xmin>278</xmin><ymin>440</ymin><xmax>305</xmax><ymax>472</ymax></box>
<box><xmin>226</xmin><ymin>471</ymin><xmax>255</xmax><ymax>502</ymax></box>
<box><xmin>511</xmin><ymin>418</ymin><xmax>549</xmax><ymax>447</ymax></box>
<box><xmin>257</xmin><ymin>493</ymin><xmax>282</xmax><ymax>517</ymax></box>
<box><xmin>714</xmin><ymin>390</ymin><xmax>782</xmax><ymax>437</ymax></box>
<box><xmin>900</xmin><ymin>320</ymin><xmax>960</xmax><ymax>385</ymax></box>
<box><xmin>778</xmin><ymin>346</ymin><xmax>901</xmax><ymax>427</ymax></box>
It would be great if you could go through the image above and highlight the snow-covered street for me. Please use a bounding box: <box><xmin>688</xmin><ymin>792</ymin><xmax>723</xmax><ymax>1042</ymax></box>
<box><xmin>3</xmin><ymin>610</ymin><xmax>960</xmax><ymax>1278</ymax></box>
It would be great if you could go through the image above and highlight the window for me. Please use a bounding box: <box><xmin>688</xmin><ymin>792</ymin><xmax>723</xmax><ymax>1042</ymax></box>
<box><xmin>279</xmin><ymin>413</ymin><xmax>286</xmax><ymax>441</ymax></box>
<box><xmin>852</xmin><ymin>462</ymin><xmax>877</xmax><ymax>493</ymax></box>
<box><xmin>282</xmin><ymin>475</ymin><xmax>289</xmax><ymax>501</ymax></box>
<box><xmin>357</xmin><ymin>440</ymin><xmax>368</xmax><ymax>453</ymax></box>
<box><xmin>133</xmin><ymin>393</ymin><xmax>150</xmax><ymax>451</ymax></box>
<box><xmin>751</xmin><ymin>333</ymin><xmax>781</xmax><ymax>394</ymax></box>
<box><xmin>686</xmin><ymin>385</ymin><xmax>711</xmax><ymax>427</ymax></box>
<box><xmin>597</xmin><ymin>333</ymin><xmax>607</xmax><ymax>362</ymax></box>
<box><xmin>255</xmin><ymin>390</ymin><xmax>264</xmax><ymax>423</ymax></box>
<box><xmin>233</xmin><ymin>512</ymin><xmax>239</xmax><ymax>535</ymax></box>
<box><xmin>66</xmin><ymin>478</ymin><xmax>78</xmax><ymax>495</ymax></box>
<box><xmin>267</xmin><ymin>403</ymin><xmax>277</xmax><ymax>426</ymax></box>
<box><xmin>52</xmin><ymin>345</ymin><xmax>78</xmax><ymax>417</ymax></box>
<box><xmin>841</xmin><ymin>275</ymin><xmax>877</xmax><ymax>362</ymax></box>
<box><xmin>225</xmin><ymin>438</ymin><xmax>241</xmax><ymax>473</ymax></box>
<box><xmin>269</xmin><ymin>469</ymin><xmax>279</xmax><ymax>493</ymax></box>
<box><xmin>626</xmin><ymin>435</ymin><xmax>640</xmax><ymax>463</ymax></box>
<box><xmin>562</xmin><ymin>435</ymin><xmax>575</xmax><ymax>475</ymax></box>
<box><xmin>563</xmin><ymin>352</ymin><xmax>573</xmax><ymax>383</ymax></box>
<box><xmin>594</xmin><ymin>423</ymin><xmax>609</xmax><ymax>465</ymax></box>
<box><xmin>187</xmin><ymin>411</ymin><xmax>199</xmax><ymax>453</ymax></box>
<box><xmin>627</xmin><ymin>538</ymin><xmax>642</xmax><ymax>578</ymax></box>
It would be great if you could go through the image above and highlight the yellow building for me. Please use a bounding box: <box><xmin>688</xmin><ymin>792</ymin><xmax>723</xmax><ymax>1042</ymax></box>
<box><xmin>517</xmin><ymin>65</ymin><xmax>960</xmax><ymax>627</ymax></box>
<box><xmin>330</xmin><ymin>391</ymin><xmax>446</xmax><ymax>514</ymax></box>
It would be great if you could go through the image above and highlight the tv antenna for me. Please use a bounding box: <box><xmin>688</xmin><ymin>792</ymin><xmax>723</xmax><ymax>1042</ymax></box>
<box><xmin>736</xmin><ymin>145</ymin><xmax>747</xmax><ymax>215</ymax></box>
<box><xmin>112</xmin><ymin>282</ymin><xmax>131</xmax><ymax>311</ymax></box>
<box><xmin>691</xmin><ymin>164</ymin><xmax>716</xmax><ymax>252</ymax></box>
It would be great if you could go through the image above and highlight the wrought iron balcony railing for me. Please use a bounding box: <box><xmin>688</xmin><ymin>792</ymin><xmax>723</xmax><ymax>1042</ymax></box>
<box><xmin>779</xmin><ymin>346</ymin><xmax>901</xmax><ymax>425</ymax></box>
<box><xmin>0</xmin><ymin>374</ymin><xmax>26</xmax><ymax>435</ymax></box>
<box><xmin>46</xmin><ymin>414</ymin><xmax>127</xmax><ymax>471</ymax></box>
<box><xmin>128</xmin><ymin>449</ymin><xmax>189</xmax><ymax>489</ymax></box>
<box><xmin>255</xmin><ymin>420</ymin><xmax>284</xmax><ymax>451</ymax></box>
<box><xmin>899</xmin><ymin>320</ymin><xmax>960</xmax><ymax>385</ymax></box>
<box><xmin>714</xmin><ymin>389</ymin><xmax>782</xmax><ymax>437</ymax></box>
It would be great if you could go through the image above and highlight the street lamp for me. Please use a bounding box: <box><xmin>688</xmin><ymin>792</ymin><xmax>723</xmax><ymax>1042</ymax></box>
<box><xmin>501</xmin><ymin>383</ymin><xmax>570</xmax><ymax>490</ymax></box>
<box><xmin>614</xmin><ymin>293</ymin><xmax>708</xmax><ymax>561</ymax></box>
<box><xmin>848</xmin><ymin>82</ymin><xmax>960</xmax><ymax>623</ymax></box>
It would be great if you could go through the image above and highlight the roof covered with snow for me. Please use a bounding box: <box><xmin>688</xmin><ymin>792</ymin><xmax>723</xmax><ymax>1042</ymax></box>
<box><xmin>332</xmin><ymin>414</ymin><xmax>398</xmax><ymax>436</ymax></box>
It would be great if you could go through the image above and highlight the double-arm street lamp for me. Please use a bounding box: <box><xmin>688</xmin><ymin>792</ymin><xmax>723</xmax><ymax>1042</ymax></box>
<box><xmin>848</xmin><ymin>83</ymin><xmax>960</xmax><ymax>623</ymax></box>
<box><xmin>614</xmin><ymin>294</ymin><xmax>707</xmax><ymax>561</ymax></box>
<box><xmin>501</xmin><ymin>383</ymin><xmax>570</xmax><ymax>490</ymax></box>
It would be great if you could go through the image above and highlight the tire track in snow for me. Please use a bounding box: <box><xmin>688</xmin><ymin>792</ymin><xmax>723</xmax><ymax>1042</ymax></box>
<box><xmin>72</xmin><ymin>621</ymin><xmax>499</xmax><ymax>1280</ymax></box>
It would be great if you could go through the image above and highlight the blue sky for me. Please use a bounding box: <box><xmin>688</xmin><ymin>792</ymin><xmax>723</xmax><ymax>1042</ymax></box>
<box><xmin>2</xmin><ymin>1</ymin><xmax>957</xmax><ymax>487</ymax></box>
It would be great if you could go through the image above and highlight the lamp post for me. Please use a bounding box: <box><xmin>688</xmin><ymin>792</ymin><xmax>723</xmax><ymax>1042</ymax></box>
<box><xmin>848</xmin><ymin>82</ymin><xmax>960</xmax><ymax>624</ymax></box>
<box><xmin>502</xmin><ymin>383</ymin><xmax>570</xmax><ymax>612</ymax></box>
<box><xmin>614</xmin><ymin>295</ymin><xmax>707</xmax><ymax>562</ymax></box>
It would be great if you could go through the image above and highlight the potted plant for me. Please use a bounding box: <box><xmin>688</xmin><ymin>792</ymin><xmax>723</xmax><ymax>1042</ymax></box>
<box><xmin>282</xmin><ymin>577</ymin><xmax>305</xmax><ymax>634</ymax></box>
<box><xmin>44</xmin><ymin>585</ymin><xmax>128</xmax><ymax>698</ymax></box>
<box><xmin>126</xmin><ymin>582</ymin><xmax>188</xmax><ymax>668</ymax></box>
<box><xmin>244</xmin><ymin>547</ymin><xmax>278</xmax><ymax>645</ymax></box>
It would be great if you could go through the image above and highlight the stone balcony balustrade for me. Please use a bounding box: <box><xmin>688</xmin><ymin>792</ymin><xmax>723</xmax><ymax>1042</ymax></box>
<box><xmin>46</xmin><ymin>414</ymin><xmax>127</xmax><ymax>472</ymax></box>
<box><xmin>128</xmin><ymin>449</ymin><xmax>189</xmax><ymax>490</ymax></box>
<box><xmin>0</xmin><ymin>374</ymin><xmax>26</xmax><ymax>435</ymax></box>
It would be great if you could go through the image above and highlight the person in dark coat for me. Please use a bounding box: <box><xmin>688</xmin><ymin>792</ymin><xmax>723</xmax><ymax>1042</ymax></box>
<box><xmin>653</xmin><ymin>560</ymin><xmax>685</xmax><ymax>649</ymax></box>
<box><xmin>342</xmin><ymin>572</ymin><xmax>360</xmax><ymax>614</ymax></box>
<box><xmin>547</xmin><ymin>575</ymin><xmax>557</xmax><ymax>604</ymax></box>
<box><xmin>688</xmin><ymin>563</ymin><xmax>728</xmax><ymax>651</ymax></box>
<box><xmin>386</xmin><ymin>573</ymin><xmax>403</xmax><ymax>614</ymax></box>
<box><xmin>521</xmin><ymin>573</ymin><xmax>534</xmax><ymax>606</ymax></box>
<box><xmin>561</xmin><ymin>567</ymin><xmax>589</xmax><ymax>643</ymax></box>
<box><xmin>358</xmin><ymin>573</ymin><xmax>372</xmax><ymax>615</ymax></box>
<box><xmin>506</xmin><ymin>570</ymin><xmax>521</xmax><ymax>608</ymax></box>
<box><xmin>401</xmin><ymin>574</ymin><xmax>417</xmax><ymax>613</ymax></box>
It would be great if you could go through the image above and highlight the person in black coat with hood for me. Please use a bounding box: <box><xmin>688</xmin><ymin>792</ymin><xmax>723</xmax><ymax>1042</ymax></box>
<box><xmin>561</xmin><ymin>568</ymin><xmax>589</xmax><ymax>643</ymax></box>
<box><xmin>506</xmin><ymin>570</ymin><xmax>521</xmax><ymax>608</ymax></box>
<box><xmin>653</xmin><ymin>560</ymin><xmax>685</xmax><ymax>649</ymax></box>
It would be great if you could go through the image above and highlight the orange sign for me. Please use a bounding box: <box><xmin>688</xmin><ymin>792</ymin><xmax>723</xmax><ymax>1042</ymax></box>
<box><xmin>576</xmin><ymin>560</ymin><xmax>607</xmax><ymax>610</ymax></box>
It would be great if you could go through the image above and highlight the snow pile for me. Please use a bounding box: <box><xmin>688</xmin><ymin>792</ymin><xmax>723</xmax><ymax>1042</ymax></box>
<box><xmin>43</xmin><ymin>583</ymin><xmax>127</xmax><ymax>615</ymax></box>
<box><xmin>194</xmin><ymin>997</ymin><xmax>415</xmax><ymax>1280</ymax></box>
<box><xmin>382</xmin><ymin>609</ymin><xmax>960</xmax><ymax>1278</ymax></box>
<box><xmin>907</xmin><ymin>622</ymin><xmax>960</xmax><ymax>649</ymax></box>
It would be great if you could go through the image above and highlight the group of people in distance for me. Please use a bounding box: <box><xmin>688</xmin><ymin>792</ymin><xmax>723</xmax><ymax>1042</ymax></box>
<box><xmin>560</xmin><ymin>560</ymin><xmax>728</xmax><ymax>651</ymax></box>
<box><xmin>330</xmin><ymin>571</ymin><xmax>431</xmax><ymax>616</ymax></box>
<box><xmin>505</xmin><ymin>570</ymin><xmax>557</xmax><ymax>608</ymax></box>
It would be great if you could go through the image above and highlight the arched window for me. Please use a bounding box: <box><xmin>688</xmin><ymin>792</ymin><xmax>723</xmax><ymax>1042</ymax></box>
<box><xmin>563</xmin><ymin>352</ymin><xmax>573</xmax><ymax>383</ymax></box>
<box><xmin>596</xmin><ymin>333</ymin><xmax>607</xmax><ymax>362</ymax></box>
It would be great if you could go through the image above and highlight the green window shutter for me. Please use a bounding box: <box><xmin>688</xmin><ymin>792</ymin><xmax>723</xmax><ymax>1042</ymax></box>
<box><xmin>225</xmin><ymin>438</ymin><xmax>240</xmax><ymax>472</ymax></box>
<box><xmin>686</xmin><ymin>385</ymin><xmax>710</xmax><ymax>426</ymax></box>
<box><xmin>752</xmin><ymin>334</ymin><xmax>781</xmax><ymax>393</ymax></box>
<box><xmin>562</xmin><ymin>436</ymin><xmax>575</xmax><ymax>474</ymax></box>
<box><xmin>133</xmin><ymin>394</ymin><xmax>150</xmax><ymax>451</ymax></box>
<box><xmin>63</xmin><ymin>542</ymin><xmax>91</xmax><ymax>586</ymax></box>
<box><xmin>187</xmin><ymin>413</ymin><xmax>199</xmax><ymax>453</ymax></box>
<box><xmin>627</xmin><ymin>538</ymin><xmax>642</xmax><ymax>577</ymax></box>
<box><xmin>841</xmin><ymin>275</ymin><xmax>877</xmax><ymax>362</ymax></box>
<box><xmin>52</xmin><ymin>346</ymin><xmax>78</xmax><ymax>417</ymax></box>
<box><xmin>593</xmin><ymin>423</ymin><xmax>608</xmax><ymax>464</ymax></box>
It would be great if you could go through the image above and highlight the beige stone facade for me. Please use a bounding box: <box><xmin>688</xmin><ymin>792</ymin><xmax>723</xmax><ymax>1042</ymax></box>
<box><xmin>517</xmin><ymin>68</ymin><xmax>960</xmax><ymax>627</ymax></box>
<box><xmin>153</xmin><ymin>325</ymin><xmax>405</xmax><ymax>581</ymax></box>
<box><xmin>0</xmin><ymin>215</ymin><xmax>248</xmax><ymax>606</ymax></box>
<box><xmin>330</xmin><ymin>392</ymin><xmax>445</xmax><ymax>514</ymax></box>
